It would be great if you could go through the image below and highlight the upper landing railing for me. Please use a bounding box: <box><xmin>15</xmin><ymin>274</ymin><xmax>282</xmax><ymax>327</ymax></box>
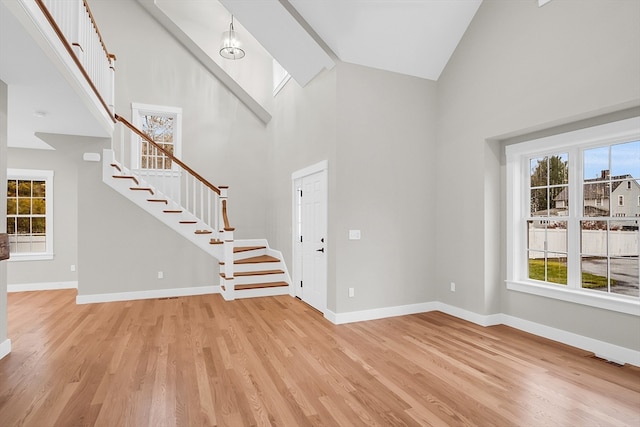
<box><xmin>36</xmin><ymin>0</ymin><xmax>116</xmax><ymax>121</ymax></box>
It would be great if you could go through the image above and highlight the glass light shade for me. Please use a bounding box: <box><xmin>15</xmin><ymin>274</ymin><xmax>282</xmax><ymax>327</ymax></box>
<box><xmin>220</xmin><ymin>26</ymin><xmax>245</xmax><ymax>60</ymax></box>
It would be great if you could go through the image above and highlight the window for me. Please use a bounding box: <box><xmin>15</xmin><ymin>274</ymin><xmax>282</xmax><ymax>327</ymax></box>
<box><xmin>273</xmin><ymin>59</ymin><xmax>291</xmax><ymax>96</ymax></box>
<box><xmin>131</xmin><ymin>103</ymin><xmax>182</xmax><ymax>171</ymax></box>
<box><xmin>6</xmin><ymin>169</ymin><xmax>54</xmax><ymax>260</ymax></box>
<box><xmin>506</xmin><ymin>117</ymin><xmax>640</xmax><ymax>315</ymax></box>
<box><xmin>527</xmin><ymin>153</ymin><xmax>569</xmax><ymax>285</ymax></box>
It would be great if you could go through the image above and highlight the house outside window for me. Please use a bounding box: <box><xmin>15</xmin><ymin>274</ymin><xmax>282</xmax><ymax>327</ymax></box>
<box><xmin>6</xmin><ymin>169</ymin><xmax>54</xmax><ymax>260</ymax></box>
<box><xmin>506</xmin><ymin>117</ymin><xmax>640</xmax><ymax>315</ymax></box>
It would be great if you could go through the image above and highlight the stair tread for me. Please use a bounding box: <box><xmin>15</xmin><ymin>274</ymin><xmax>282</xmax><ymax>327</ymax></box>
<box><xmin>195</xmin><ymin>230</ymin><xmax>212</xmax><ymax>234</ymax></box>
<box><xmin>233</xmin><ymin>246</ymin><xmax>266</xmax><ymax>253</ymax></box>
<box><xmin>219</xmin><ymin>269</ymin><xmax>284</xmax><ymax>278</ymax></box>
<box><xmin>180</xmin><ymin>221</ymin><xmax>197</xmax><ymax>224</ymax></box>
<box><xmin>147</xmin><ymin>199</ymin><xmax>168</xmax><ymax>204</ymax></box>
<box><xmin>221</xmin><ymin>282</ymin><xmax>288</xmax><ymax>292</ymax></box>
<box><xmin>221</xmin><ymin>255</ymin><xmax>279</xmax><ymax>265</ymax></box>
<box><xmin>163</xmin><ymin>210</ymin><xmax>183</xmax><ymax>213</ymax></box>
<box><xmin>130</xmin><ymin>187</ymin><xmax>154</xmax><ymax>194</ymax></box>
<box><xmin>113</xmin><ymin>175</ymin><xmax>138</xmax><ymax>184</ymax></box>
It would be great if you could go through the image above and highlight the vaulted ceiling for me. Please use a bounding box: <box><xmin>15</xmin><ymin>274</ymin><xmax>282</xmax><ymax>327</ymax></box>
<box><xmin>221</xmin><ymin>0</ymin><xmax>483</xmax><ymax>85</ymax></box>
<box><xmin>1</xmin><ymin>0</ymin><xmax>494</xmax><ymax>149</ymax></box>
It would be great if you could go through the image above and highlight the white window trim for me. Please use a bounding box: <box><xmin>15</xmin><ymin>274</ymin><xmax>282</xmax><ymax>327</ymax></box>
<box><xmin>7</xmin><ymin>168</ymin><xmax>54</xmax><ymax>261</ymax></box>
<box><xmin>130</xmin><ymin>103</ymin><xmax>182</xmax><ymax>171</ymax></box>
<box><xmin>273</xmin><ymin>59</ymin><xmax>291</xmax><ymax>96</ymax></box>
<box><xmin>506</xmin><ymin>117</ymin><xmax>640</xmax><ymax>316</ymax></box>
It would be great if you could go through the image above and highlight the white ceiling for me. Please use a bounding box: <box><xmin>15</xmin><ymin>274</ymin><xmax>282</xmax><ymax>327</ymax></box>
<box><xmin>289</xmin><ymin>0</ymin><xmax>483</xmax><ymax>81</ymax></box>
<box><xmin>0</xmin><ymin>1</ymin><xmax>112</xmax><ymax>149</ymax></box>
<box><xmin>222</xmin><ymin>0</ymin><xmax>483</xmax><ymax>84</ymax></box>
<box><xmin>1</xmin><ymin>0</ymin><xmax>486</xmax><ymax>150</ymax></box>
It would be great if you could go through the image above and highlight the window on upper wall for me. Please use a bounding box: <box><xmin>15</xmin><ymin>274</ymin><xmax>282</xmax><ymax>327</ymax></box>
<box><xmin>131</xmin><ymin>103</ymin><xmax>182</xmax><ymax>172</ymax></box>
<box><xmin>506</xmin><ymin>117</ymin><xmax>640</xmax><ymax>316</ymax></box>
<box><xmin>6</xmin><ymin>169</ymin><xmax>54</xmax><ymax>260</ymax></box>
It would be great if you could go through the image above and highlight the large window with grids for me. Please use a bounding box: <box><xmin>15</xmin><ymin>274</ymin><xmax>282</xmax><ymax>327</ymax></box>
<box><xmin>506</xmin><ymin>117</ymin><xmax>639</xmax><ymax>315</ymax></box>
<box><xmin>6</xmin><ymin>169</ymin><xmax>54</xmax><ymax>260</ymax></box>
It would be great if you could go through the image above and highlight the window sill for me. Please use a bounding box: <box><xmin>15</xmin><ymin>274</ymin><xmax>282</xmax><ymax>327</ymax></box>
<box><xmin>8</xmin><ymin>253</ymin><xmax>54</xmax><ymax>262</ymax></box>
<box><xmin>506</xmin><ymin>280</ymin><xmax>640</xmax><ymax>316</ymax></box>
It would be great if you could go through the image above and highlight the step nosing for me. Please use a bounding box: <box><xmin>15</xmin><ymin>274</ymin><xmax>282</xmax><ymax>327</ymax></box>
<box><xmin>219</xmin><ymin>270</ymin><xmax>284</xmax><ymax>278</ymax></box>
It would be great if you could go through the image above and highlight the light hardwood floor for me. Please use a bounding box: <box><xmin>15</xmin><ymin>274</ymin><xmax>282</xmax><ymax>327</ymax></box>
<box><xmin>0</xmin><ymin>290</ymin><xmax>638</xmax><ymax>426</ymax></box>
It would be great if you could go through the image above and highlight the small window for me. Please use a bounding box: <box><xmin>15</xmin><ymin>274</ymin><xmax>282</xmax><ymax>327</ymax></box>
<box><xmin>618</xmin><ymin>195</ymin><xmax>624</xmax><ymax>206</ymax></box>
<box><xmin>131</xmin><ymin>103</ymin><xmax>182</xmax><ymax>171</ymax></box>
<box><xmin>6</xmin><ymin>169</ymin><xmax>54</xmax><ymax>260</ymax></box>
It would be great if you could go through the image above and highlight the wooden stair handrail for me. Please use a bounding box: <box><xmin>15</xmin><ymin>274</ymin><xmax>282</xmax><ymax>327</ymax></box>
<box><xmin>222</xmin><ymin>200</ymin><xmax>235</xmax><ymax>231</ymax></box>
<box><xmin>115</xmin><ymin>114</ymin><xmax>221</xmax><ymax>195</ymax></box>
<box><xmin>35</xmin><ymin>0</ymin><xmax>116</xmax><ymax>123</ymax></box>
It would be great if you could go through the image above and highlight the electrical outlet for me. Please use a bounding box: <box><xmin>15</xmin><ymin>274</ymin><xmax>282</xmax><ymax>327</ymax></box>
<box><xmin>348</xmin><ymin>287</ymin><xmax>355</xmax><ymax>297</ymax></box>
<box><xmin>450</xmin><ymin>282</ymin><xmax>456</xmax><ymax>292</ymax></box>
<box><xmin>348</xmin><ymin>230</ymin><xmax>361</xmax><ymax>240</ymax></box>
<box><xmin>158</xmin><ymin>271</ymin><xmax>164</xmax><ymax>279</ymax></box>
<box><xmin>70</xmin><ymin>264</ymin><xmax>76</xmax><ymax>272</ymax></box>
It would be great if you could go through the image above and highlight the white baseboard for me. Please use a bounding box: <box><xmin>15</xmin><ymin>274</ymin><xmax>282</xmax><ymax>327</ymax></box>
<box><xmin>325</xmin><ymin>301</ymin><xmax>439</xmax><ymax>324</ymax></box>
<box><xmin>325</xmin><ymin>300</ymin><xmax>640</xmax><ymax>367</ymax></box>
<box><xmin>0</xmin><ymin>338</ymin><xmax>11</xmax><ymax>360</ymax></box>
<box><xmin>499</xmin><ymin>313</ymin><xmax>640</xmax><ymax>367</ymax></box>
<box><xmin>432</xmin><ymin>302</ymin><xmax>503</xmax><ymax>327</ymax></box>
<box><xmin>76</xmin><ymin>285</ymin><xmax>220</xmax><ymax>304</ymax></box>
<box><xmin>8</xmin><ymin>281</ymin><xmax>78</xmax><ymax>292</ymax></box>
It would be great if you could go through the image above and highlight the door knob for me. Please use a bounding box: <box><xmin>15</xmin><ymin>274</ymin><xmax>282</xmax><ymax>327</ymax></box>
<box><xmin>316</xmin><ymin>248</ymin><xmax>325</xmax><ymax>253</ymax></box>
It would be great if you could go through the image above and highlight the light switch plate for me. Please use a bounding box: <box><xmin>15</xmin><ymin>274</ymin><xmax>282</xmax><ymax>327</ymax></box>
<box><xmin>349</xmin><ymin>229</ymin><xmax>361</xmax><ymax>240</ymax></box>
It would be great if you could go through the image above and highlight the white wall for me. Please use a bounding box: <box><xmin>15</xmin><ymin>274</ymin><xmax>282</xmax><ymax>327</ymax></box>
<box><xmin>5</xmin><ymin>133</ymin><xmax>217</xmax><ymax>296</ymax></box>
<box><xmin>90</xmin><ymin>0</ymin><xmax>272</xmax><ymax>241</ymax></box>
<box><xmin>0</xmin><ymin>79</ymin><xmax>8</xmax><ymax>355</ymax></box>
<box><xmin>77</xmin><ymin>139</ymin><xmax>218</xmax><ymax>296</ymax></box>
<box><xmin>334</xmin><ymin>63</ymin><xmax>437</xmax><ymax>312</ymax></box>
<box><xmin>7</xmin><ymin>143</ymin><xmax>79</xmax><ymax>287</ymax></box>
<box><xmin>267</xmin><ymin>65</ymin><xmax>338</xmax><ymax>308</ymax></box>
<box><xmin>436</xmin><ymin>0</ymin><xmax>640</xmax><ymax>349</ymax></box>
<box><xmin>268</xmin><ymin>61</ymin><xmax>438</xmax><ymax>313</ymax></box>
<box><xmin>156</xmin><ymin>0</ymin><xmax>274</xmax><ymax>115</ymax></box>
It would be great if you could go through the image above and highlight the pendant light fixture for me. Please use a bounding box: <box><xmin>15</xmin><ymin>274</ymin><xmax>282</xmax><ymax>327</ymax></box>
<box><xmin>219</xmin><ymin>15</ymin><xmax>245</xmax><ymax>60</ymax></box>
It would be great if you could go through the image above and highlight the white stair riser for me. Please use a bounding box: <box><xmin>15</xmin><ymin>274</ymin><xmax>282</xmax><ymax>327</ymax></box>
<box><xmin>232</xmin><ymin>286</ymin><xmax>290</xmax><ymax>298</ymax></box>
<box><xmin>233</xmin><ymin>249</ymin><xmax>267</xmax><ymax>261</ymax></box>
<box><xmin>224</xmin><ymin>261</ymin><xmax>284</xmax><ymax>274</ymax></box>
<box><xmin>229</xmin><ymin>273</ymin><xmax>287</xmax><ymax>286</ymax></box>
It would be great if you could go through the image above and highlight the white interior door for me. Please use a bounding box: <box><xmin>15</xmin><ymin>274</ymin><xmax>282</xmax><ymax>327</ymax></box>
<box><xmin>293</xmin><ymin>164</ymin><xmax>327</xmax><ymax>313</ymax></box>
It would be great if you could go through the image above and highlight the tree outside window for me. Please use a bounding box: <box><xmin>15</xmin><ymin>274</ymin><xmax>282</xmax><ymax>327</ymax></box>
<box><xmin>6</xmin><ymin>170</ymin><xmax>53</xmax><ymax>258</ymax></box>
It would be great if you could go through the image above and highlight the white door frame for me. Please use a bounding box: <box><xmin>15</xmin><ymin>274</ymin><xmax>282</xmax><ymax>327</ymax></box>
<box><xmin>292</xmin><ymin>160</ymin><xmax>328</xmax><ymax>313</ymax></box>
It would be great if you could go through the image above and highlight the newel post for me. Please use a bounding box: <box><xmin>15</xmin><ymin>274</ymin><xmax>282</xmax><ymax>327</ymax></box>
<box><xmin>219</xmin><ymin>186</ymin><xmax>235</xmax><ymax>300</ymax></box>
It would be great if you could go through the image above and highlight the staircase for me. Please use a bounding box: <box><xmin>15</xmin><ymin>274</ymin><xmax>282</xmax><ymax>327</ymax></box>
<box><xmin>102</xmin><ymin>142</ymin><xmax>292</xmax><ymax>301</ymax></box>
